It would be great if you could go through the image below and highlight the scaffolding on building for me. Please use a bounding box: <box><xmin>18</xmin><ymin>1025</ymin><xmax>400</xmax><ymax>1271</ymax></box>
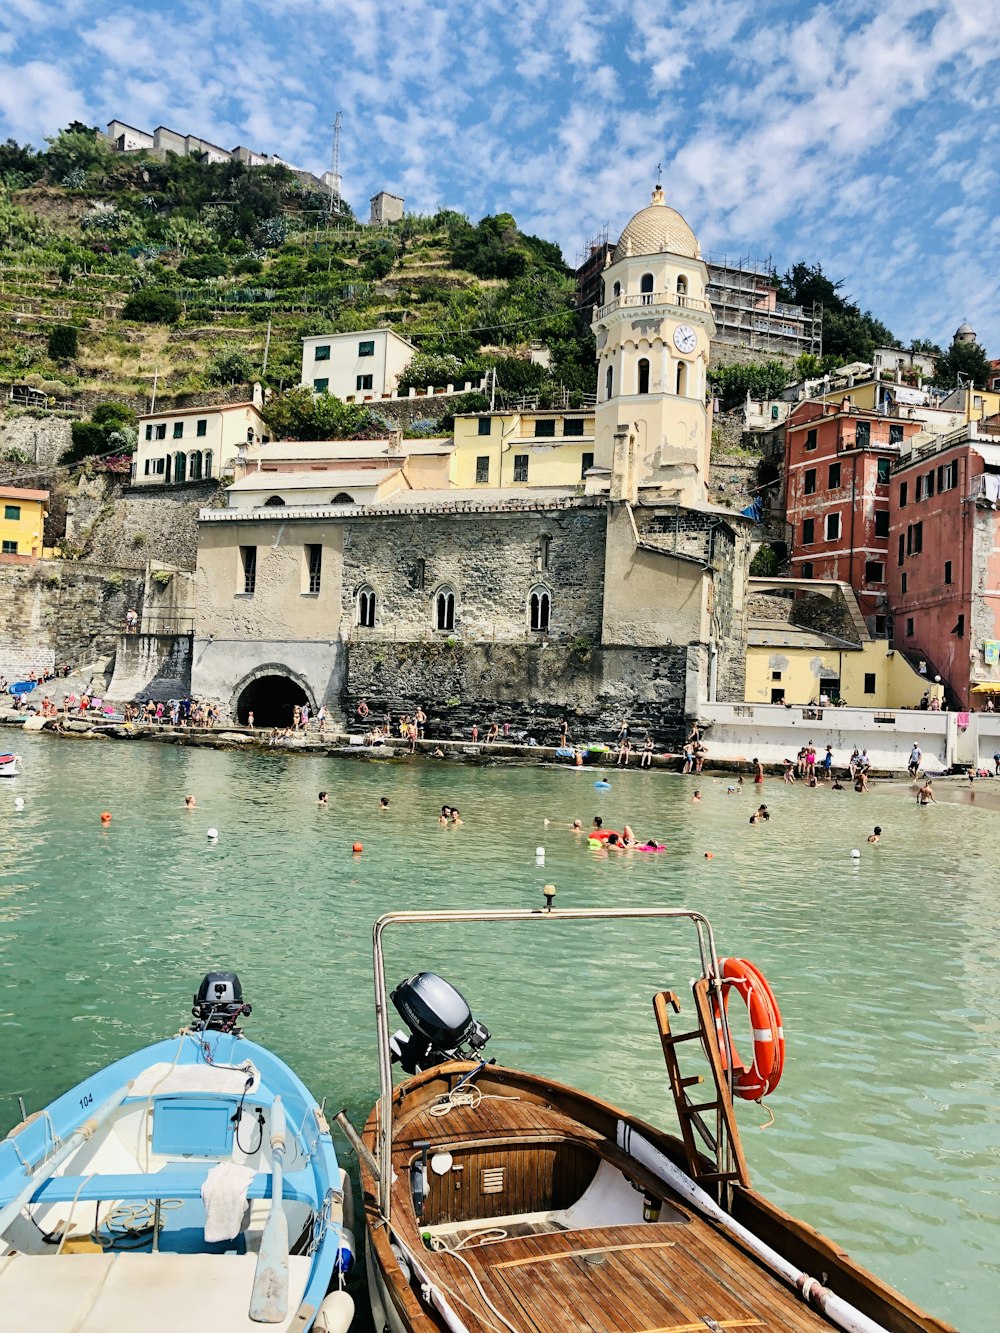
<box><xmin>704</xmin><ymin>253</ymin><xmax>822</xmax><ymax>357</ymax></box>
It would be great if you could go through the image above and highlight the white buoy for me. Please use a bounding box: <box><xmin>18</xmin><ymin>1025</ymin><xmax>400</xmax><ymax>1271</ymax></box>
<box><xmin>850</xmin><ymin>849</ymin><xmax>861</xmax><ymax>859</ymax></box>
<box><xmin>13</xmin><ymin>797</ymin><xmax>24</xmax><ymax>810</ymax></box>
<box><xmin>535</xmin><ymin>845</ymin><xmax>545</xmax><ymax>865</ymax></box>
<box><xmin>207</xmin><ymin>827</ymin><xmax>219</xmax><ymax>841</ymax></box>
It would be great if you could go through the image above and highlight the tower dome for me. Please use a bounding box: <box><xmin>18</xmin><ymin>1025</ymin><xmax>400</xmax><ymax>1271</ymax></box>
<box><xmin>954</xmin><ymin>321</ymin><xmax>976</xmax><ymax>344</ymax></box>
<box><xmin>612</xmin><ymin>185</ymin><xmax>699</xmax><ymax>262</ymax></box>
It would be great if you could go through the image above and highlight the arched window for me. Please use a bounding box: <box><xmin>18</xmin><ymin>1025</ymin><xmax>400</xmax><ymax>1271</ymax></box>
<box><xmin>203</xmin><ymin>450</ymin><xmax>213</xmax><ymax>478</ymax></box>
<box><xmin>174</xmin><ymin>451</ymin><xmax>186</xmax><ymax>483</ymax></box>
<box><xmin>612</xmin><ymin>280</ymin><xmax>621</xmax><ymax>299</ymax></box>
<box><xmin>188</xmin><ymin>450</ymin><xmax>202</xmax><ymax>481</ymax></box>
<box><xmin>529</xmin><ymin>587</ymin><xmax>551</xmax><ymax>633</ymax></box>
<box><xmin>676</xmin><ymin>361</ymin><xmax>687</xmax><ymax>396</ymax></box>
<box><xmin>640</xmin><ymin>273</ymin><xmax>654</xmax><ymax>304</ymax></box>
<box><xmin>637</xmin><ymin>358</ymin><xmax>650</xmax><ymax>394</ymax></box>
<box><xmin>263</xmin><ymin>495</ymin><xmax>285</xmax><ymax>507</ymax></box>
<box><xmin>605</xmin><ymin>365</ymin><xmax>613</xmax><ymax>400</ymax></box>
<box><xmin>676</xmin><ymin>274</ymin><xmax>688</xmax><ymax>301</ymax></box>
<box><xmin>357</xmin><ymin>586</ymin><xmax>376</xmax><ymax>628</ymax></box>
<box><xmin>599</xmin><ymin>280</ymin><xmax>605</xmax><ymax>306</ymax></box>
<box><xmin>331</xmin><ymin>492</ymin><xmax>355</xmax><ymax>505</ymax></box>
<box><xmin>537</xmin><ymin>533</ymin><xmax>551</xmax><ymax>571</ymax></box>
<box><xmin>434</xmin><ymin>586</ymin><xmax>455</xmax><ymax>632</ymax></box>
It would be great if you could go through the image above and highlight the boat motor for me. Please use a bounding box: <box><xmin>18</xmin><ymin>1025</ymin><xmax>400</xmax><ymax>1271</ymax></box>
<box><xmin>389</xmin><ymin>972</ymin><xmax>491</xmax><ymax>1074</ymax></box>
<box><xmin>192</xmin><ymin>971</ymin><xmax>252</xmax><ymax>1032</ymax></box>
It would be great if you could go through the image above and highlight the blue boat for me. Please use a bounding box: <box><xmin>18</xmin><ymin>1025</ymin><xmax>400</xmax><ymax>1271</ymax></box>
<box><xmin>0</xmin><ymin>973</ymin><xmax>355</xmax><ymax>1332</ymax></box>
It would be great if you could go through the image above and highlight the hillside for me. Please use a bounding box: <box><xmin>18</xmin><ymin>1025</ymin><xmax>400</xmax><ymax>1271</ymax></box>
<box><xmin>0</xmin><ymin>124</ymin><xmax>594</xmax><ymax>420</ymax></box>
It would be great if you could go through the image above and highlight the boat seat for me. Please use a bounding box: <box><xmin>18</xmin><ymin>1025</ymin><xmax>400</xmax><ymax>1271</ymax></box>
<box><xmin>17</xmin><ymin>1164</ymin><xmax>315</xmax><ymax>1208</ymax></box>
<box><xmin>0</xmin><ymin>1252</ymin><xmax>313</xmax><ymax>1331</ymax></box>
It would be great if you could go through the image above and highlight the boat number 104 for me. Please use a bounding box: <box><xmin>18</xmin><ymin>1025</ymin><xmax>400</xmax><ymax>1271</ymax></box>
<box><xmin>79</xmin><ymin>1093</ymin><xmax>93</xmax><ymax>1109</ymax></box>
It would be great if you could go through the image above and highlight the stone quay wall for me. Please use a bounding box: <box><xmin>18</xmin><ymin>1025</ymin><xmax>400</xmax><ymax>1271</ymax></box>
<box><xmin>0</xmin><ymin>559</ymin><xmax>145</xmax><ymax>670</ymax></box>
<box><xmin>346</xmin><ymin>640</ymin><xmax>690</xmax><ymax>742</ymax></box>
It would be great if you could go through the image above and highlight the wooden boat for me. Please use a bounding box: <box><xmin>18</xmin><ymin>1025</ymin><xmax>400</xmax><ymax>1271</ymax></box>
<box><xmin>0</xmin><ymin>973</ymin><xmax>355</xmax><ymax>1332</ymax></box>
<box><xmin>358</xmin><ymin>906</ymin><xmax>954</xmax><ymax>1333</ymax></box>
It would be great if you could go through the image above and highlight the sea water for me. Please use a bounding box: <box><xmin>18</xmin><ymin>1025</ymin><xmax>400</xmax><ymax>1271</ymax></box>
<box><xmin>1</xmin><ymin>735</ymin><xmax>997</xmax><ymax>1329</ymax></box>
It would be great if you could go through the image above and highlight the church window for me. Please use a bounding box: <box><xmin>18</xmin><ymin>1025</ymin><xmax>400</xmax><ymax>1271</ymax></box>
<box><xmin>677</xmin><ymin>275</ymin><xmax>688</xmax><ymax>299</ymax></box>
<box><xmin>640</xmin><ymin>273</ymin><xmax>654</xmax><ymax>304</ymax></box>
<box><xmin>605</xmin><ymin>365</ymin><xmax>613</xmax><ymax>400</ymax></box>
<box><xmin>263</xmin><ymin>495</ymin><xmax>285</xmax><ymax>507</ymax></box>
<box><xmin>331</xmin><ymin>492</ymin><xmax>356</xmax><ymax>504</ymax></box>
<box><xmin>305</xmin><ymin>544</ymin><xmax>322</xmax><ymax>593</ymax></box>
<box><xmin>357</xmin><ymin>586</ymin><xmax>376</xmax><ymax>628</ymax></box>
<box><xmin>637</xmin><ymin>358</ymin><xmax>650</xmax><ymax>395</ymax></box>
<box><xmin>529</xmin><ymin>587</ymin><xmax>551</xmax><ymax>633</ymax></box>
<box><xmin>612</xmin><ymin>281</ymin><xmax>621</xmax><ymax>299</ymax></box>
<box><xmin>537</xmin><ymin>534</ymin><xmax>551</xmax><ymax>571</ymax></box>
<box><xmin>675</xmin><ymin>362</ymin><xmax>687</xmax><ymax>396</ymax></box>
<box><xmin>410</xmin><ymin>558</ymin><xmax>425</xmax><ymax>590</ymax></box>
<box><xmin>434</xmin><ymin>587</ymin><xmax>456</xmax><ymax>632</ymax></box>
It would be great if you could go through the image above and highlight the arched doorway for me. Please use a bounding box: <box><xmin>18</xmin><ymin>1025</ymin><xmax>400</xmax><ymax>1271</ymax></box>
<box><xmin>233</xmin><ymin>670</ymin><xmax>312</xmax><ymax>728</ymax></box>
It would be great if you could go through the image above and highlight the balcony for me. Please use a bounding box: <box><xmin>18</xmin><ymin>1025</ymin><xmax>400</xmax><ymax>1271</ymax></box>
<box><xmin>594</xmin><ymin>291</ymin><xmax>709</xmax><ymax>320</ymax></box>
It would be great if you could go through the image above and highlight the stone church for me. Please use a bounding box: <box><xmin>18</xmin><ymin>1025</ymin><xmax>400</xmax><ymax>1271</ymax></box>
<box><xmin>187</xmin><ymin>188</ymin><xmax>753</xmax><ymax>734</ymax></box>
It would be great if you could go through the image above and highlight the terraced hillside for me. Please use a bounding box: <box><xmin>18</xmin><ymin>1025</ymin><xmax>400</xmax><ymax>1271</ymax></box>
<box><xmin>0</xmin><ymin>125</ymin><xmax>594</xmax><ymax>417</ymax></box>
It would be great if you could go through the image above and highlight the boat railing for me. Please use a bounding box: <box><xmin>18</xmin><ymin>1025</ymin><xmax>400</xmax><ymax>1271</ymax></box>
<box><xmin>371</xmin><ymin>906</ymin><xmax>732</xmax><ymax>1224</ymax></box>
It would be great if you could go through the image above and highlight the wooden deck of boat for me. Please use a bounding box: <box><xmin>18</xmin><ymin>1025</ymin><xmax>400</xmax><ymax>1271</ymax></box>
<box><xmin>388</xmin><ymin>1092</ymin><xmax>837</xmax><ymax>1331</ymax></box>
<box><xmin>427</xmin><ymin>1221</ymin><xmax>833</xmax><ymax>1332</ymax></box>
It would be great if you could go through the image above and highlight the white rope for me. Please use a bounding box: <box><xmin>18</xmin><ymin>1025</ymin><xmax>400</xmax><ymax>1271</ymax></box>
<box><xmin>54</xmin><ymin>1174</ymin><xmax>93</xmax><ymax>1255</ymax></box>
<box><xmin>428</xmin><ymin>1090</ymin><xmax>521</xmax><ymax>1118</ymax></box>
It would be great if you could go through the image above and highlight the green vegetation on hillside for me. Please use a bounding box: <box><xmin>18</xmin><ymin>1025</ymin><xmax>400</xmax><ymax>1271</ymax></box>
<box><xmin>0</xmin><ymin>123</ymin><xmax>593</xmax><ymax>417</ymax></box>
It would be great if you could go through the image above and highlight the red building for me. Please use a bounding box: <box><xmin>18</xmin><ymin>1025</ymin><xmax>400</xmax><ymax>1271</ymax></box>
<box><xmin>784</xmin><ymin>400</ymin><xmax>921</xmax><ymax>630</ymax></box>
<box><xmin>886</xmin><ymin>418</ymin><xmax>1000</xmax><ymax>707</ymax></box>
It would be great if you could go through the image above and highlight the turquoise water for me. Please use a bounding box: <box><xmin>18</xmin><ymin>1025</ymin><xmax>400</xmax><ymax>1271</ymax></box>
<box><xmin>1</xmin><ymin>735</ymin><xmax>998</xmax><ymax>1329</ymax></box>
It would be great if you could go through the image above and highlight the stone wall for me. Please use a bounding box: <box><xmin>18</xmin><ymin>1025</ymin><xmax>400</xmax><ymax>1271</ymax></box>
<box><xmin>0</xmin><ymin>559</ymin><xmax>145</xmax><ymax>669</ymax></box>
<box><xmin>107</xmin><ymin>632</ymin><xmax>193</xmax><ymax>701</ymax></box>
<box><xmin>341</xmin><ymin>502</ymin><xmax>607</xmax><ymax>643</ymax></box>
<box><xmin>346</xmin><ymin>640</ymin><xmax>690</xmax><ymax>741</ymax></box>
<box><xmin>84</xmin><ymin>480</ymin><xmax>219</xmax><ymax>570</ymax></box>
<box><xmin>0</xmin><ymin>415</ymin><xmax>72</xmax><ymax>468</ymax></box>
<box><xmin>709</xmin><ymin>341</ymin><xmax>799</xmax><ymax>370</ymax></box>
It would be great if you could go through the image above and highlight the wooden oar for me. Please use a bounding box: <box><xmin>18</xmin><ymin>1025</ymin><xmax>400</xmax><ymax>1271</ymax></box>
<box><xmin>249</xmin><ymin>1096</ymin><xmax>289</xmax><ymax>1323</ymax></box>
<box><xmin>0</xmin><ymin>1082</ymin><xmax>133</xmax><ymax>1238</ymax></box>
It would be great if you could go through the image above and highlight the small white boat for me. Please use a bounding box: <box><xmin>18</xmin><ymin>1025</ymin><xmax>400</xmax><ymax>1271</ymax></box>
<box><xmin>0</xmin><ymin>973</ymin><xmax>355</xmax><ymax>1332</ymax></box>
<box><xmin>0</xmin><ymin>752</ymin><xmax>20</xmax><ymax>777</ymax></box>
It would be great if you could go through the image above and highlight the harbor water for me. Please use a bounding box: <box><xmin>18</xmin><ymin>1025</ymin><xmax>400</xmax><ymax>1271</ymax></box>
<box><xmin>1</xmin><ymin>735</ymin><xmax>997</xmax><ymax>1329</ymax></box>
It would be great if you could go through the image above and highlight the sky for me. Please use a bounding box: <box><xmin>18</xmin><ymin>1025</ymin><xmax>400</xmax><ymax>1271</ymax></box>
<box><xmin>0</xmin><ymin>0</ymin><xmax>997</xmax><ymax>352</ymax></box>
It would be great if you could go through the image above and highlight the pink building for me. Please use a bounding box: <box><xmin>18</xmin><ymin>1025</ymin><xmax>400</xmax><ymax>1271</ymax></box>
<box><xmin>887</xmin><ymin>418</ymin><xmax>1000</xmax><ymax>708</ymax></box>
<box><xmin>784</xmin><ymin>400</ymin><xmax>920</xmax><ymax>630</ymax></box>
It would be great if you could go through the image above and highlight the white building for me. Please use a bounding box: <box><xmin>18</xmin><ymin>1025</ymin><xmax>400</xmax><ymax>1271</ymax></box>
<box><xmin>301</xmin><ymin>329</ymin><xmax>416</xmax><ymax>401</ymax></box>
<box><xmin>132</xmin><ymin>401</ymin><xmax>265</xmax><ymax>486</ymax></box>
<box><xmin>872</xmin><ymin>346</ymin><xmax>937</xmax><ymax>380</ymax></box>
<box><xmin>106</xmin><ymin>120</ymin><xmax>154</xmax><ymax>153</ymax></box>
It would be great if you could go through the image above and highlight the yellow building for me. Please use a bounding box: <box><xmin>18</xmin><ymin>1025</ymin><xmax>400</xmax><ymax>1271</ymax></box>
<box><xmin>745</xmin><ymin>578</ymin><xmax>934</xmax><ymax>707</ymax></box>
<box><xmin>0</xmin><ymin>487</ymin><xmax>48</xmax><ymax>561</ymax></box>
<box><xmin>452</xmin><ymin>409</ymin><xmax>595</xmax><ymax>489</ymax></box>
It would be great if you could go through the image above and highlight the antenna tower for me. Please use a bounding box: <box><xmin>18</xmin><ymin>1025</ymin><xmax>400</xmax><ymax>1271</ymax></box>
<box><xmin>328</xmin><ymin>111</ymin><xmax>343</xmax><ymax>217</ymax></box>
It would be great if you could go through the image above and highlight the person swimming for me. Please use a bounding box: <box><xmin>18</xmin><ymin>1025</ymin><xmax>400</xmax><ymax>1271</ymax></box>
<box><xmin>379</xmin><ymin>796</ymin><xmax>390</xmax><ymax>810</ymax></box>
<box><xmin>867</xmin><ymin>826</ymin><xmax>882</xmax><ymax>843</ymax></box>
<box><xmin>692</xmin><ymin>790</ymin><xmax>702</xmax><ymax>802</ymax></box>
<box><xmin>450</xmin><ymin>808</ymin><xmax>463</xmax><ymax>825</ymax></box>
<box><xmin>317</xmin><ymin>791</ymin><xmax>328</xmax><ymax>806</ymax></box>
<box><xmin>439</xmin><ymin>805</ymin><xmax>451</xmax><ymax>824</ymax></box>
<box><xmin>622</xmin><ymin>824</ymin><xmax>638</xmax><ymax>846</ymax></box>
<box><xmin>184</xmin><ymin>794</ymin><xmax>197</xmax><ymax>809</ymax></box>
<box><xmin>571</xmin><ymin>818</ymin><xmax>583</xmax><ymax>832</ymax></box>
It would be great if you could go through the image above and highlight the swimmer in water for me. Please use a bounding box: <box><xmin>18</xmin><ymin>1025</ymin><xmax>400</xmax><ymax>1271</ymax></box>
<box><xmin>571</xmin><ymin>818</ymin><xmax>583</xmax><ymax>832</ymax></box>
<box><xmin>867</xmin><ymin>826</ymin><xmax>882</xmax><ymax>843</ymax></box>
<box><xmin>379</xmin><ymin>796</ymin><xmax>390</xmax><ymax>810</ymax></box>
<box><xmin>450</xmin><ymin>808</ymin><xmax>463</xmax><ymax>825</ymax></box>
<box><xmin>692</xmin><ymin>790</ymin><xmax>702</xmax><ymax>802</ymax></box>
<box><xmin>592</xmin><ymin>815</ymin><xmax>604</xmax><ymax>832</ymax></box>
<box><xmin>318</xmin><ymin>791</ymin><xmax>328</xmax><ymax>806</ymax></box>
<box><xmin>622</xmin><ymin>824</ymin><xmax>637</xmax><ymax>846</ymax></box>
<box><xmin>184</xmin><ymin>794</ymin><xmax>196</xmax><ymax>809</ymax></box>
<box><xmin>832</xmin><ymin>779</ymin><xmax>845</xmax><ymax>791</ymax></box>
<box><xmin>439</xmin><ymin>805</ymin><xmax>451</xmax><ymax>824</ymax></box>
<box><xmin>916</xmin><ymin>781</ymin><xmax>936</xmax><ymax>806</ymax></box>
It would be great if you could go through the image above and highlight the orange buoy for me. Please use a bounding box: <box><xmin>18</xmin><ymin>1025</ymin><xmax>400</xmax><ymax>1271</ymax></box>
<box><xmin>710</xmin><ymin>957</ymin><xmax>785</xmax><ymax>1100</ymax></box>
<box><xmin>352</xmin><ymin>842</ymin><xmax>363</xmax><ymax>854</ymax></box>
<box><xmin>100</xmin><ymin>811</ymin><xmax>112</xmax><ymax>824</ymax></box>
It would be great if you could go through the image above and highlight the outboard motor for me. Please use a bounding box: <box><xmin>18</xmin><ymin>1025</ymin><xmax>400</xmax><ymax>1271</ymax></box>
<box><xmin>390</xmin><ymin>972</ymin><xmax>491</xmax><ymax>1074</ymax></box>
<box><xmin>192</xmin><ymin>972</ymin><xmax>252</xmax><ymax>1032</ymax></box>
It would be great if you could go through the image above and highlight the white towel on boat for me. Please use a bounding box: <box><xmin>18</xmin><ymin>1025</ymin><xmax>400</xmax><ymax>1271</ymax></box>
<box><xmin>201</xmin><ymin>1161</ymin><xmax>255</xmax><ymax>1242</ymax></box>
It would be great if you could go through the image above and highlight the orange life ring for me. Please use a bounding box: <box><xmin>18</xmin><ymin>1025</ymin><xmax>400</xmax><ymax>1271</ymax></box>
<box><xmin>710</xmin><ymin>957</ymin><xmax>784</xmax><ymax>1100</ymax></box>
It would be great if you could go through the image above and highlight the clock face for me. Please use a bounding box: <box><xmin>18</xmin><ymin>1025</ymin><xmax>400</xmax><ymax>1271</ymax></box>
<box><xmin>673</xmin><ymin>324</ymin><xmax>697</xmax><ymax>354</ymax></box>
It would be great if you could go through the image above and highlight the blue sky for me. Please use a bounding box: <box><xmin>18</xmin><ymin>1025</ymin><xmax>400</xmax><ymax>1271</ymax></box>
<box><xmin>1</xmin><ymin>0</ymin><xmax>997</xmax><ymax>352</ymax></box>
